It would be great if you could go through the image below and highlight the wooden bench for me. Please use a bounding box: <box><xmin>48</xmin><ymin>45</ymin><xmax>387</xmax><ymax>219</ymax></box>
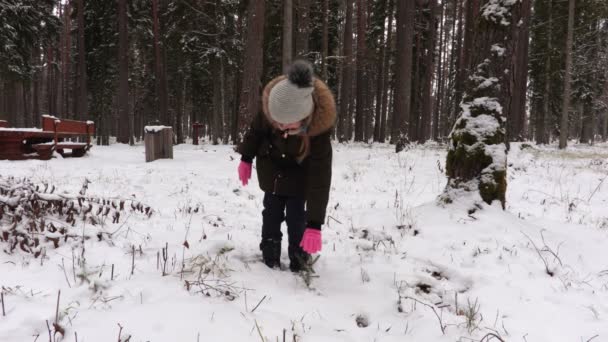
<box><xmin>31</xmin><ymin>116</ymin><xmax>95</xmax><ymax>159</ymax></box>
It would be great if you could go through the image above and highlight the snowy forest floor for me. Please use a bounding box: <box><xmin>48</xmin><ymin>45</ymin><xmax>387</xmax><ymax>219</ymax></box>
<box><xmin>1</xmin><ymin>141</ymin><xmax>608</xmax><ymax>342</ymax></box>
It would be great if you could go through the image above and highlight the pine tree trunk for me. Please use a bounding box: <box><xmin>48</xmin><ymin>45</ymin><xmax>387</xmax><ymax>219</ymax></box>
<box><xmin>355</xmin><ymin>0</ymin><xmax>367</xmax><ymax>142</ymax></box>
<box><xmin>508</xmin><ymin>0</ymin><xmax>531</xmax><ymax>142</ymax></box>
<box><xmin>153</xmin><ymin>0</ymin><xmax>168</xmax><ymax>126</ymax></box>
<box><xmin>453</xmin><ymin>0</ymin><xmax>478</xmax><ymax>127</ymax></box>
<box><xmin>444</xmin><ymin>0</ymin><xmax>513</xmax><ymax>209</ymax></box>
<box><xmin>47</xmin><ymin>46</ymin><xmax>56</xmax><ymax>117</ymax></box>
<box><xmin>373</xmin><ymin>0</ymin><xmax>389</xmax><ymax>142</ymax></box>
<box><xmin>322</xmin><ymin>0</ymin><xmax>329</xmax><ymax>80</ymax></box>
<box><xmin>63</xmin><ymin>2</ymin><xmax>72</xmax><ymax>120</ymax></box>
<box><xmin>433</xmin><ymin>0</ymin><xmax>445</xmax><ymax>141</ymax></box>
<box><xmin>536</xmin><ymin>0</ymin><xmax>551</xmax><ymax>145</ymax></box>
<box><xmin>558</xmin><ymin>0</ymin><xmax>575</xmax><ymax>149</ymax></box>
<box><xmin>76</xmin><ymin>0</ymin><xmax>87</xmax><ymax>121</ymax></box>
<box><xmin>338</xmin><ymin>0</ymin><xmax>354</xmax><ymax>142</ymax></box>
<box><xmin>379</xmin><ymin>0</ymin><xmax>394</xmax><ymax>143</ymax></box>
<box><xmin>117</xmin><ymin>0</ymin><xmax>130</xmax><ymax>144</ymax></box>
<box><xmin>420</xmin><ymin>0</ymin><xmax>437</xmax><ymax>142</ymax></box>
<box><xmin>283</xmin><ymin>0</ymin><xmax>293</xmax><ymax>73</ymax></box>
<box><xmin>392</xmin><ymin>0</ymin><xmax>415</xmax><ymax>149</ymax></box>
<box><xmin>237</xmin><ymin>0</ymin><xmax>265</xmax><ymax>138</ymax></box>
<box><xmin>296</xmin><ymin>0</ymin><xmax>312</xmax><ymax>58</ymax></box>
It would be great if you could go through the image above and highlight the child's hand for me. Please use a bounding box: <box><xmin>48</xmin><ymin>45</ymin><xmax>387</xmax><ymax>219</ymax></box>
<box><xmin>300</xmin><ymin>228</ymin><xmax>322</xmax><ymax>254</ymax></box>
<box><xmin>238</xmin><ymin>161</ymin><xmax>252</xmax><ymax>186</ymax></box>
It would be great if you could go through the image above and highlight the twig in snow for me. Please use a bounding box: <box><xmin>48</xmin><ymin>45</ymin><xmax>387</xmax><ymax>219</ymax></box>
<box><xmin>251</xmin><ymin>295</ymin><xmax>267</xmax><ymax>313</ymax></box>
<box><xmin>55</xmin><ymin>290</ymin><xmax>61</xmax><ymax>325</ymax></box>
<box><xmin>587</xmin><ymin>174</ymin><xmax>607</xmax><ymax>202</ymax></box>
<box><xmin>254</xmin><ymin>320</ymin><xmax>265</xmax><ymax>342</ymax></box>
<box><xmin>521</xmin><ymin>231</ymin><xmax>555</xmax><ymax>276</ymax></box>
<box><xmin>402</xmin><ymin>296</ymin><xmax>446</xmax><ymax>334</ymax></box>
<box><xmin>1</xmin><ymin>291</ymin><xmax>5</xmax><ymax>316</ymax></box>
<box><xmin>479</xmin><ymin>332</ymin><xmax>505</xmax><ymax>341</ymax></box>
<box><xmin>60</xmin><ymin>259</ymin><xmax>71</xmax><ymax>288</ymax></box>
<box><xmin>131</xmin><ymin>245</ymin><xmax>135</xmax><ymax>276</ymax></box>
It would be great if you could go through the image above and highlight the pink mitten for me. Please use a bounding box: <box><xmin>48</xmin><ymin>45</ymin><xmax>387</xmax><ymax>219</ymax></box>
<box><xmin>300</xmin><ymin>228</ymin><xmax>322</xmax><ymax>254</ymax></box>
<box><xmin>238</xmin><ymin>161</ymin><xmax>252</xmax><ymax>186</ymax></box>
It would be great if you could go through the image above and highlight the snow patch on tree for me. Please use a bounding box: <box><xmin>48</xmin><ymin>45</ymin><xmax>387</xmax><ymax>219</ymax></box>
<box><xmin>482</xmin><ymin>0</ymin><xmax>517</xmax><ymax>26</ymax></box>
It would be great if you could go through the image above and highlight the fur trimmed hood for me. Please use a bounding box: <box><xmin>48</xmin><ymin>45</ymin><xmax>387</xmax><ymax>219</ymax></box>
<box><xmin>262</xmin><ymin>76</ymin><xmax>336</xmax><ymax>137</ymax></box>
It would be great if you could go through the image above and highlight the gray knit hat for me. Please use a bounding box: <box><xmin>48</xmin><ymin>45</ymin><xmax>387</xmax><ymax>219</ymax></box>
<box><xmin>268</xmin><ymin>60</ymin><xmax>315</xmax><ymax>124</ymax></box>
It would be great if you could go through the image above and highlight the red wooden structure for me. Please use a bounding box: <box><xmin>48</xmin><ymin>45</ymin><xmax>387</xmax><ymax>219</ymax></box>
<box><xmin>192</xmin><ymin>122</ymin><xmax>204</xmax><ymax>145</ymax></box>
<box><xmin>0</xmin><ymin>120</ymin><xmax>8</xmax><ymax>128</ymax></box>
<box><xmin>0</xmin><ymin>116</ymin><xmax>95</xmax><ymax>160</ymax></box>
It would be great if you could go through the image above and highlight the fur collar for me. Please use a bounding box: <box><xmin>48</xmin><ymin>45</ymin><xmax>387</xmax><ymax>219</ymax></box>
<box><xmin>261</xmin><ymin>76</ymin><xmax>336</xmax><ymax>137</ymax></box>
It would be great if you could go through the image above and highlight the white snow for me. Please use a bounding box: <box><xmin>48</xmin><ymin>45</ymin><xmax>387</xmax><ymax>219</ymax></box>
<box><xmin>0</xmin><ymin>128</ymin><xmax>43</xmax><ymax>132</ymax></box>
<box><xmin>144</xmin><ymin>125</ymin><xmax>172</xmax><ymax>133</ymax></box>
<box><xmin>1</xmin><ymin>142</ymin><xmax>608</xmax><ymax>342</ymax></box>
<box><xmin>491</xmin><ymin>44</ymin><xmax>506</xmax><ymax>57</ymax></box>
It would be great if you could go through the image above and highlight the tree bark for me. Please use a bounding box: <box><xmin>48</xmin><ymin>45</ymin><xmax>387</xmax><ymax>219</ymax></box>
<box><xmin>338</xmin><ymin>0</ymin><xmax>354</xmax><ymax>142</ymax></box>
<box><xmin>295</xmin><ymin>0</ymin><xmax>312</xmax><ymax>58</ymax></box>
<box><xmin>237</xmin><ymin>0</ymin><xmax>265</xmax><ymax>138</ymax></box>
<box><xmin>444</xmin><ymin>0</ymin><xmax>513</xmax><ymax>209</ymax></box>
<box><xmin>536</xmin><ymin>0</ymin><xmax>552</xmax><ymax>145</ymax></box>
<box><xmin>420</xmin><ymin>0</ymin><xmax>437</xmax><ymax>142</ymax></box>
<box><xmin>379</xmin><ymin>0</ymin><xmax>395</xmax><ymax>143</ymax></box>
<box><xmin>559</xmin><ymin>0</ymin><xmax>575</xmax><ymax>149</ymax></box>
<box><xmin>355</xmin><ymin>0</ymin><xmax>368</xmax><ymax>142</ymax></box>
<box><xmin>433</xmin><ymin>0</ymin><xmax>445</xmax><ymax>141</ymax></box>
<box><xmin>117</xmin><ymin>0</ymin><xmax>130</xmax><ymax>144</ymax></box>
<box><xmin>322</xmin><ymin>0</ymin><xmax>329</xmax><ymax>80</ymax></box>
<box><xmin>508</xmin><ymin>0</ymin><xmax>531</xmax><ymax>142</ymax></box>
<box><xmin>76</xmin><ymin>0</ymin><xmax>87</xmax><ymax>121</ymax></box>
<box><xmin>393</xmin><ymin>0</ymin><xmax>415</xmax><ymax>150</ymax></box>
<box><xmin>153</xmin><ymin>0</ymin><xmax>169</xmax><ymax>126</ymax></box>
<box><xmin>283</xmin><ymin>0</ymin><xmax>293</xmax><ymax>73</ymax></box>
<box><xmin>63</xmin><ymin>2</ymin><xmax>72</xmax><ymax>120</ymax></box>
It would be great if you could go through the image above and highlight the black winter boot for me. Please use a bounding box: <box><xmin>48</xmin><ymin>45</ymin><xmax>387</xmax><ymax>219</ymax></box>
<box><xmin>260</xmin><ymin>239</ymin><xmax>281</xmax><ymax>268</ymax></box>
<box><xmin>288</xmin><ymin>245</ymin><xmax>311</xmax><ymax>272</ymax></box>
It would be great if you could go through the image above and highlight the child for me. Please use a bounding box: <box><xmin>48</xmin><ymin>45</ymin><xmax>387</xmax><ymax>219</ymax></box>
<box><xmin>237</xmin><ymin>60</ymin><xmax>336</xmax><ymax>272</ymax></box>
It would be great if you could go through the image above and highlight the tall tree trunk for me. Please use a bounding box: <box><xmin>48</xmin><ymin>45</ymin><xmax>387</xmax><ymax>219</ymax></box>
<box><xmin>355</xmin><ymin>0</ymin><xmax>367</xmax><ymax>142</ymax></box>
<box><xmin>509</xmin><ymin>0</ymin><xmax>531</xmax><ymax>142</ymax></box>
<box><xmin>444</xmin><ymin>0</ymin><xmax>513</xmax><ymax>209</ymax></box>
<box><xmin>373</xmin><ymin>0</ymin><xmax>389</xmax><ymax>142</ymax></box>
<box><xmin>433</xmin><ymin>0</ymin><xmax>445</xmax><ymax>141</ymax></box>
<box><xmin>443</xmin><ymin>0</ymin><xmax>462</xmax><ymax>137</ymax></box>
<box><xmin>420</xmin><ymin>0</ymin><xmax>437</xmax><ymax>142</ymax></box>
<box><xmin>153</xmin><ymin>0</ymin><xmax>168</xmax><ymax>125</ymax></box>
<box><xmin>63</xmin><ymin>2</ymin><xmax>71</xmax><ymax>120</ymax></box>
<box><xmin>393</xmin><ymin>0</ymin><xmax>415</xmax><ymax>150</ymax></box>
<box><xmin>339</xmin><ymin>0</ymin><xmax>354</xmax><ymax>142</ymax></box>
<box><xmin>47</xmin><ymin>46</ymin><xmax>57</xmax><ymax>117</ymax></box>
<box><xmin>283</xmin><ymin>0</ymin><xmax>293</xmax><ymax>73</ymax></box>
<box><xmin>76</xmin><ymin>0</ymin><xmax>87</xmax><ymax>121</ymax></box>
<box><xmin>559</xmin><ymin>0</ymin><xmax>575</xmax><ymax>149</ymax></box>
<box><xmin>295</xmin><ymin>0</ymin><xmax>312</xmax><ymax>58</ymax></box>
<box><xmin>536</xmin><ymin>0</ymin><xmax>551</xmax><ymax>145</ymax></box>
<box><xmin>379</xmin><ymin>0</ymin><xmax>395</xmax><ymax>143</ymax></box>
<box><xmin>237</xmin><ymin>0</ymin><xmax>265</xmax><ymax>138</ymax></box>
<box><xmin>453</xmin><ymin>0</ymin><xmax>478</xmax><ymax>126</ymax></box>
<box><xmin>117</xmin><ymin>0</ymin><xmax>130</xmax><ymax>144</ymax></box>
<box><xmin>322</xmin><ymin>0</ymin><xmax>329</xmax><ymax>80</ymax></box>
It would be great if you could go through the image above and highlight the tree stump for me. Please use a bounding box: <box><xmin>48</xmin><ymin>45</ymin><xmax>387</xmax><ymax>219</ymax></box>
<box><xmin>144</xmin><ymin>126</ymin><xmax>173</xmax><ymax>162</ymax></box>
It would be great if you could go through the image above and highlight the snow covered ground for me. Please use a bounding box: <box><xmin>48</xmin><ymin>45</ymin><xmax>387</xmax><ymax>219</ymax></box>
<box><xmin>1</xmin><ymin>141</ymin><xmax>607</xmax><ymax>342</ymax></box>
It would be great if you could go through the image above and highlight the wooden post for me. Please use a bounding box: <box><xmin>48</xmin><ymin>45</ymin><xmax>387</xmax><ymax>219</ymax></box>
<box><xmin>144</xmin><ymin>126</ymin><xmax>173</xmax><ymax>162</ymax></box>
